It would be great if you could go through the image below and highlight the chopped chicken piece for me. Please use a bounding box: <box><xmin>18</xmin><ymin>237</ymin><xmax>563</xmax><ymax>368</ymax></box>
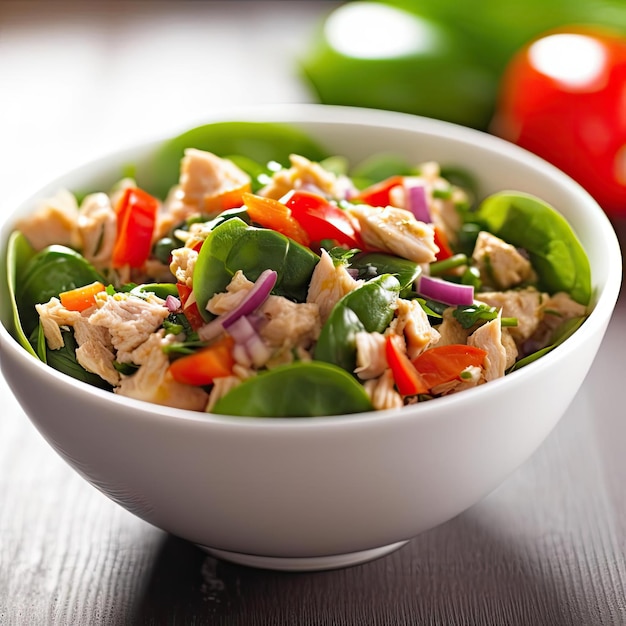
<box><xmin>206</xmin><ymin>270</ymin><xmax>321</xmax><ymax>356</ymax></box>
<box><xmin>354</xmin><ymin>331</ymin><xmax>387</xmax><ymax>380</ymax></box>
<box><xmin>115</xmin><ymin>331</ymin><xmax>209</xmax><ymax>411</ymax></box>
<box><xmin>259</xmin><ymin>154</ymin><xmax>356</xmax><ymax>200</ymax></box>
<box><xmin>477</xmin><ymin>287</ymin><xmax>545</xmax><ymax>345</ymax></box>
<box><xmin>306</xmin><ymin>250</ymin><xmax>362</xmax><ymax>323</ymax></box>
<box><xmin>74</xmin><ymin>317</ymin><xmax>119</xmax><ymax>386</ymax></box>
<box><xmin>77</xmin><ymin>192</ymin><xmax>117</xmax><ymax>269</ymax></box>
<box><xmin>468</xmin><ymin>317</ymin><xmax>507</xmax><ymax>381</ymax></box>
<box><xmin>35</xmin><ymin>298</ymin><xmax>81</xmax><ymax>350</ymax></box>
<box><xmin>501</xmin><ymin>328</ymin><xmax>519</xmax><ymax>369</ymax></box>
<box><xmin>170</xmin><ymin>246</ymin><xmax>198</xmax><ymax>288</ymax></box>
<box><xmin>16</xmin><ymin>189</ymin><xmax>78</xmax><ymax>251</ymax></box>
<box><xmin>472</xmin><ymin>231</ymin><xmax>534</xmax><ymax>289</ymax></box>
<box><xmin>88</xmin><ymin>292</ymin><xmax>169</xmax><ymax>363</ymax></box>
<box><xmin>524</xmin><ymin>291</ymin><xmax>588</xmax><ymax>353</ymax></box>
<box><xmin>363</xmin><ymin>369</ymin><xmax>404</xmax><ymax>410</ymax></box>
<box><xmin>174</xmin><ymin>220</ymin><xmax>215</xmax><ymax>251</ymax></box>
<box><xmin>388</xmin><ymin>161</ymin><xmax>464</xmax><ymax>244</ymax></box>
<box><xmin>388</xmin><ymin>298</ymin><xmax>440</xmax><ymax>359</ymax></box>
<box><xmin>159</xmin><ymin>149</ymin><xmax>250</xmax><ymax>235</ymax></box>
<box><xmin>346</xmin><ymin>204</ymin><xmax>438</xmax><ymax>263</ymax></box>
<box><xmin>206</xmin><ymin>270</ymin><xmax>254</xmax><ymax>315</ymax></box>
<box><xmin>433</xmin><ymin>308</ymin><xmax>471</xmax><ymax>347</ymax></box>
<box><xmin>258</xmin><ymin>297</ymin><xmax>321</xmax><ymax>353</ymax></box>
<box><xmin>540</xmin><ymin>291</ymin><xmax>588</xmax><ymax>333</ymax></box>
<box><xmin>206</xmin><ymin>375</ymin><xmax>242</xmax><ymax>413</ymax></box>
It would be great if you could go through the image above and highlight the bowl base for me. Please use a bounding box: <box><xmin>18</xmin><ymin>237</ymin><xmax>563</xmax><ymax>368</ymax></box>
<box><xmin>198</xmin><ymin>540</ymin><xmax>409</xmax><ymax>572</ymax></box>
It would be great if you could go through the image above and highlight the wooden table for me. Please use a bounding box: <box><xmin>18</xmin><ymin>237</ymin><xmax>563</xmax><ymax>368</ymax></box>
<box><xmin>1</xmin><ymin>3</ymin><xmax>625</xmax><ymax>624</ymax></box>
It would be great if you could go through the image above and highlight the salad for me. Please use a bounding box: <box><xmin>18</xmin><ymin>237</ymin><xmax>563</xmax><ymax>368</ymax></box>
<box><xmin>6</xmin><ymin>123</ymin><xmax>591</xmax><ymax>417</ymax></box>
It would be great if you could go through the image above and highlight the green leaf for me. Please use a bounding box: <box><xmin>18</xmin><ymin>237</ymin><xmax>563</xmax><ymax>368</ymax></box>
<box><xmin>17</xmin><ymin>244</ymin><xmax>105</xmax><ymax>335</ymax></box>
<box><xmin>475</xmin><ymin>192</ymin><xmax>592</xmax><ymax>305</ymax></box>
<box><xmin>453</xmin><ymin>302</ymin><xmax>499</xmax><ymax>329</ymax></box>
<box><xmin>30</xmin><ymin>326</ymin><xmax>113</xmax><ymax>390</ymax></box>
<box><xmin>314</xmin><ymin>274</ymin><xmax>401</xmax><ymax>372</ymax></box>
<box><xmin>348</xmin><ymin>252</ymin><xmax>422</xmax><ymax>297</ymax></box>
<box><xmin>193</xmin><ymin>217</ymin><xmax>319</xmax><ymax>321</ymax></box>
<box><xmin>212</xmin><ymin>361</ymin><xmax>373</xmax><ymax>417</ymax></box>
<box><xmin>5</xmin><ymin>231</ymin><xmax>38</xmax><ymax>358</ymax></box>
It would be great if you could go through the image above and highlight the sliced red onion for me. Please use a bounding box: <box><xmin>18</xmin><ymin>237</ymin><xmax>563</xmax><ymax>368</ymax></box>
<box><xmin>417</xmin><ymin>275</ymin><xmax>474</xmax><ymax>306</ymax></box>
<box><xmin>165</xmin><ymin>295</ymin><xmax>181</xmax><ymax>312</ymax></box>
<box><xmin>227</xmin><ymin>315</ymin><xmax>271</xmax><ymax>368</ymax></box>
<box><xmin>220</xmin><ymin>269</ymin><xmax>277</xmax><ymax>329</ymax></box>
<box><xmin>198</xmin><ymin>269</ymin><xmax>277</xmax><ymax>341</ymax></box>
<box><xmin>405</xmin><ymin>182</ymin><xmax>431</xmax><ymax>223</ymax></box>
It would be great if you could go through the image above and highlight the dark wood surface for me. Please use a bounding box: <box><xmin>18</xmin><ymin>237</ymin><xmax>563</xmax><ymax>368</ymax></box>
<box><xmin>1</xmin><ymin>3</ymin><xmax>626</xmax><ymax>624</ymax></box>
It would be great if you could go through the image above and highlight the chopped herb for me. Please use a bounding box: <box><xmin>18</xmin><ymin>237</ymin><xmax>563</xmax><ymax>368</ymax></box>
<box><xmin>453</xmin><ymin>303</ymin><xmax>499</xmax><ymax>329</ymax></box>
<box><xmin>114</xmin><ymin>361</ymin><xmax>139</xmax><ymax>375</ymax></box>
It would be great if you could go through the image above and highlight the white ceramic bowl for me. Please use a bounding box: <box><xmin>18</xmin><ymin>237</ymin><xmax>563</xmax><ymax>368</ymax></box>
<box><xmin>0</xmin><ymin>105</ymin><xmax>621</xmax><ymax>571</ymax></box>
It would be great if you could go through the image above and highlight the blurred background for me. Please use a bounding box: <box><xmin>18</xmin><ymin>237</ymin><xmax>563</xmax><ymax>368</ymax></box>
<box><xmin>2</xmin><ymin>0</ymin><xmax>626</xmax><ymax>224</ymax></box>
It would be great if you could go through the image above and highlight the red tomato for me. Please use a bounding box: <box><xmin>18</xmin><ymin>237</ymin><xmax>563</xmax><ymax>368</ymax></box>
<box><xmin>491</xmin><ymin>27</ymin><xmax>626</xmax><ymax>219</ymax></box>
<box><xmin>283</xmin><ymin>190</ymin><xmax>364</xmax><ymax>248</ymax></box>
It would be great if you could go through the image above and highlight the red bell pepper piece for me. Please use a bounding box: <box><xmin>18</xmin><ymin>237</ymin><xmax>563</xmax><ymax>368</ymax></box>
<box><xmin>112</xmin><ymin>187</ymin><xmax>159</xmax><ymax>268</ymax></box>
<box><xmin>283</xmin><ymin>190</ymin><xmax>363</xmax><ymax>248</ymax></box>
<box><xmin>433</xmin><ymin>225</ymin><xmax>454</xmax><ymax>260</ymax></box>
<box><xmin>168</xmin><ymin>335</ymin><xmax>235</xmax><ymax>386</ymax></box>
<box><xmin>355</xmin><ymin>175</ymin><xmax>404</xmax><ymax>208</ymax></box>
<box><xmin>176</xmin><ymin>283</ymin><xmax>206</xmax><ymax>331</ymax></box>
<box><xmin>385</xmin><ymin>334</ymin><xmax>429</xmax><ymax>396</ymax></box>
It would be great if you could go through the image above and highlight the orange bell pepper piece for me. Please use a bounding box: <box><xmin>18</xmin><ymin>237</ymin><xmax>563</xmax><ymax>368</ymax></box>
<box><xmin>59</xmin><ymin>281</ymin><xmax>106</xmax><ymax>312</ymax></box>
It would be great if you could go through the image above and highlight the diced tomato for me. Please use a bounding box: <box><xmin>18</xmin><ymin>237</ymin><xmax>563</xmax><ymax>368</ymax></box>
<box><xmin>355</xmin><ymin>175</ymin><xmax>404</xmax><ymax>208</ymax></box>
<box><xmin>112</xmin><ymin>187</ymin><xmax>159</xmax><ymax>268</ymax></box>
<box><xmin>283</xmin><ymin>190</ymin><xmax>363</xmax><ymax>248</ymax></box>
<box><xmin>385</xmin><ymin>334</ymin><xmax>429</xmax><ymax>396</ymax></box>
<box><xmin>176</xmin><ymin>283</ymin><xmax>205</xmax><ymax>331</ymax></box>
<box><xmin>168</xmin><ymin>335</ymin><xmax>235</xmax><ymax>386</ymax></box>
<box><xmin>242</xmin><ymin>192</ymin><xmax>311</xmax><ymax>246</ymax></box>
<box><xmin>412</xmin><ymin>344</ymin><xmax>487</xmax><ymax>390</ymax></box>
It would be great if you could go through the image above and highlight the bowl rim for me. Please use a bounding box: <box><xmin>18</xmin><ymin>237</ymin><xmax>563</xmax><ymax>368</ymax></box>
<box><xmin>0</xmin><ymin>104</ymin><xmax>622</xmax><ymax>431</ymax></box>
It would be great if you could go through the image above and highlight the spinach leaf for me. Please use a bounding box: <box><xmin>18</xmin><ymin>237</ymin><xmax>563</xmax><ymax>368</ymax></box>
<box><xmin>475</xmin><ymin>192</ymin><xmax>592</xmax><ymax>305</ymax></box>
<box><xmin>348</xmin><ymin>251</ymin><xmax>422</xmax><ymax>297</ymax></box>
<box><xmin>193</xmin><ymin>217</ymin><xmax>319</xmax><ymax>320</ymax></box>
<box><xmin>137</xmin><ymin>121</ymin><xmax>329</xmax><ymax>199</ymax></box>
<box><xmin>314</xmin><ymin>274</ymin><xmax>401</xmax><ymax>372</ymax></box>
<box><xmin>130</xmin><ymin>283</ymin><xmax>179</xmax><ymax>300</ymax></box>
<box><xmin>17</xmin><ymin>244</ymin><xmax>105</xmax><ymax>335</ymax></box>
<box><xmin>5</xmin><ymin>231</ymin><xmax>38</xmax><ymax>358</ymax></box>
<box><xmin>29</xmin><ymin>325</ymin><xmax>112</xmax><ymax>390</ymax></box>
<box><xmin>212</xmin><ymin>361</ymin><xmax>373</xmax><ymax>417</ymax></box>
